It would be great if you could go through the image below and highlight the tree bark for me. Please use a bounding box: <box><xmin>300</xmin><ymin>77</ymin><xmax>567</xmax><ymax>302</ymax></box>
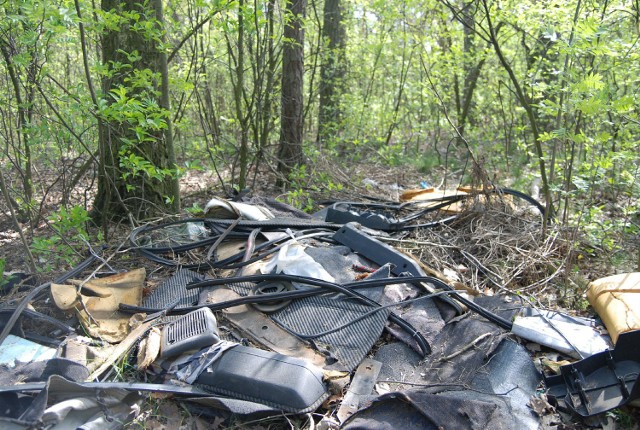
<box><xmin>93</xmin><ymin>0</ymin><xmax>179</xmax><ymax>222</ymax></box>
<box><xmin>317</xmin><ymin>0</ymin><xmax>346</xmax><ymax>147</ymax></box>
<box><xmin>277</xmin><ymin>0</ymin><xmax>307</xmax><ymax>185</ymax></box>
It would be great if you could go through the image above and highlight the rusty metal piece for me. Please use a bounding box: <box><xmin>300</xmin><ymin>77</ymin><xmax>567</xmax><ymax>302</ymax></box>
<box><xmin>337</xmin><ymin>358</ymin><xmax>382</xmax><ymax>422</ymax></box>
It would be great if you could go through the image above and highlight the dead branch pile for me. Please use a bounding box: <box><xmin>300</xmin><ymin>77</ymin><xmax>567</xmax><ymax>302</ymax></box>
<box><xmin>393</xmin><ymin>196</ymin><xmax>574</xmax><ymax>303</ymax></box>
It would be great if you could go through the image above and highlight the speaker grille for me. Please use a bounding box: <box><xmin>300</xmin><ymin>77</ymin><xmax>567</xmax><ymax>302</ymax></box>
<box><xmin>161</xmin><ymin>307</ymin><xmax>219</xmax><ymax>358</ymax></box>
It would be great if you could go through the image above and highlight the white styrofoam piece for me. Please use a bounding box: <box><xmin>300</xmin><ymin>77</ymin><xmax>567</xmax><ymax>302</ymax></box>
<box><xmin>512</xmin><ymin>315</ymin><xmax>610</xmax><ymax>359</ymax></box>
<box><xmin>0</xmin><ymin>334</ymin><xmax>56</xmax><ymax>368</ymax></box>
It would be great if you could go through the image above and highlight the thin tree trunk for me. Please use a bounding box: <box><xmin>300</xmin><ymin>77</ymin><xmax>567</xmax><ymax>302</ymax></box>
<box><xmin>0</xmin><ymin>43</ymin><xmax>33</xmax><ymax>220</ymax></box>
<box><xmin>277</xmin><ymin>0</ymin><xmax>307</xmax><ymax>185</ymax></box>
<box><xmin>317</xmin><ymin>0</ymin><xmax>346</xmax><ymax>147</ymax></box>
<box><xmin>155</xmin><ymin>0</ymin><xmax>180</xmax><ymax>212</ymax></box>
<box><xmin>480</xmin><ymin>0</ymin><xmax>553</xmax><ymax>219</ymax></box>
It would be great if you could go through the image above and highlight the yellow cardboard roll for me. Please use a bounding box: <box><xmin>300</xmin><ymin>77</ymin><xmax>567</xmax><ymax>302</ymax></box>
<box><xmin>586</xmin><ymin>272</ymin><xmax>640</xmax><ymax>344</ymax></box>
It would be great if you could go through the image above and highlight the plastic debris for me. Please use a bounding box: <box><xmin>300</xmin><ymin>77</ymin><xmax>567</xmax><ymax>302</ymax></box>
<box><xmin>204</xmin><ymin>197</ymin><xmax>274</xmax><ymax>220</ymax></box>
<box><xmin>0</xmin><ymin>335</ymin><xmax>56</xmax><ymax>368</ymax></box>
<box><xmin>587</xmin><ymin>272</ymin><xmax>640</xmax><ymax>343</ymax></box>
<box><xmin>512</xmin><ymin>311</ymin><xmax>610</xmax><ymax>358</ymax></box>
<box><xmin>261</xmin><ymin>240</ymin><xmax>335</xmax><ymax>283</ymax></box>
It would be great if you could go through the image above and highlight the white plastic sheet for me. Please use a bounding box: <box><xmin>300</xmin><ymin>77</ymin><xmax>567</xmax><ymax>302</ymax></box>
<box><xmin>261</xmin><ymin>241</ymin><xmax>335</xmax><ymax>284</ymax></box>
<box><xmin>512</xmin><ymin>314</ymin><xmax>610</xmax><ymax>358</ymax></box>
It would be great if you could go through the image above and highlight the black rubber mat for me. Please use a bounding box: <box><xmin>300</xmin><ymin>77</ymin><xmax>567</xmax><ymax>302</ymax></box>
<box><xmin>142</xmin><ymin>269</ymin><xmax>205</xmax><ymax>313</ymax></box>
<box><xmin>272</xmin><ymin>295</ymin><xmax>388</xmax><ymax>370</ymax></box>
<box><xmin>226</xmin><ymin>246</ymin><xmax>390</xmax><ymax>371</ymax></box>
<box><xmin>269</xmin><ymin>246</ymin><xmax>391</xmax><ymax>371</ymax></box>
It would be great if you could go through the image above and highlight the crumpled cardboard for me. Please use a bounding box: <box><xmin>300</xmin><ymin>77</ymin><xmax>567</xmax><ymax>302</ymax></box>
<box><xmin>51</xmin><ymin>268</ymin><xmax>145</xmax><ymax>343</ymax></box>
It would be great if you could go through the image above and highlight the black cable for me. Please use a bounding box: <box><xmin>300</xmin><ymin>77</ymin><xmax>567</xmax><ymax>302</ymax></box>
<box><xmin>0</xmin><ymin>308</ymin><xmax>75</xmax><ymax>335</ymax></box>
<box><xmin>120</xmin><ymin>274</ymin><xmax>397</xmax><ymax>315</ymax></box>
<box><xmin>123</xmin><ymin>273</ymin><xmax>511</xmax><ymax>331</ymax></box>
<box><xmin>324</xmin><ymin>187</ymin><xmax>547</xmax><ymax>232</ymax></box>
<box><xmin>130</xmin><ymin>217</ymin><xmax>337</xmax><ymax>269</ymax></box>
<box><xmin>187</xmin><ymin>273</ymin><xmax>512</xmax><ymax>330</ymax></box>
<box><xmin>397</xmin><ymin>197</ymin><xmax>466</xmax><ymax>223</ymax></box>
<box><xmin>215</xmin><ymin>231</ymin><xmax>332</xmax><ymax>270</ymax></box>
<box><xmin>0</xmin><ymin>251</ymin><xmax>98</xmax><ymax>345</ymax></box>
<box><xmin>134</xmin><ymin>232</ymin><xmax>285</xmax><ymax>270</ymax></box>
<box><xmin>129</xmin><ymin>218</ymin><xmax>340</xmax><ymax>253</ymax></box>
<box><xmin>129</xmin><ymin>188</ymin><xmax>546</xmax><ymax>268</ymax></box>
<box><xmin>292</xmin><ymin>290</ymin><xmax>456</xmax><ymax>339</ymax></box>
<box><xmin>121</xmin><ymin>272</ymin><xmax>515</xmax><ymax>354</ymax></box>
<box><xmin>122</xmin><ymin>273</ymin><xmax>433</xmax><ymax>356</ymax></box>
<box><xmin>398</xmin><ymin>274</ymin><xmax>512</xmax><ymax>330</ymax></box>
<box><xmin>497</xmin><ymin>187</ymin><xmax>548</xmax><ymax>218</ymax></box>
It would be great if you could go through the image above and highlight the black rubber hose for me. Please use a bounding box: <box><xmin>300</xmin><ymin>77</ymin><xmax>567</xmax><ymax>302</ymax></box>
<box><xmin>0</xmin><ymin>251</ymin><xmax>97</xmax><ymax>345</ymax></box>
<box><xmin>123</xmin><ymin>273</ymin><xmax>512</xmax><ymax>331</ymax></box>
<box><xmin>137</xmin><ymin>230</ymin><xmax>333</xmax><ymax>271</ymax></box>
<box><xmin>397</xmin><ymin>196</ymin><xmax>467</xmax><ymax>223</ymax></box>
<box><xmin>497</xmin><ymin>187</ymin><xmax>549</xmax><ymax>218</ymax></box>
<box><xmin>395</xmin><ymin>275</ymin><xmax>513</xmax><ymax>330</ymax></box>
<box><xmin>130</xmin><ymin>187</ymin><xmax>546</xmax><ymax>264</ymax></box>
<box><xmin>396</xmin><ymin>187</ymin><xmax>547</xmax><ymax>224</ymax></box>
<box><xmin>187</xmin><ymin>273</ymin><xmax>513</xmax><ymax>330</ymax></box>
<box><xmin>129</xmin><ymin>217</ymin><xmax>338</xmax><ymax>269</ymax></box>
<box><xmin>292</xmin><ymin>290</ymin><xmax>457</xmax><ymax>340</ymax></box>
<box><xmin>129</xmin><ymin>218</ymin><xmax>341</xmax><ymax>252</ymax></box>
<box><xmin>122</xmin><ymin>274</ymin><xmax>433</xmax><ymax>356</ymax></box>
<box><xmin>0</xmin><ymin>308</ymin><xmax>75</xmax><ymax>335</ymax></box>
<box><xmin>324</xmin><ymin>187</ymin><xmax>546</xmax><ymax>232</ymax></box>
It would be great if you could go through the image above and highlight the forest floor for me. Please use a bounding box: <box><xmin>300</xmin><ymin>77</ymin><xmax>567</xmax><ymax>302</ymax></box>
<box><xmin>0</xmin><ymin>158</ymin><xmax>639</xmax><ymax>429</ymax></box>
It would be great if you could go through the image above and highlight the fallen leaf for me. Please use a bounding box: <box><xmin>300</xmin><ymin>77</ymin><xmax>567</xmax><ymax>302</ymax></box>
<box><xmin>323</xmin><ymin>369</ymin><xmax>350</xmax><ymax>380</ymax></box>
<box><xmin>322</xmin><ymin>393</ymin><xmax>343</xmax><ymax>409</ymax></box>
<box><xmin>529</xmin><ymin>394</ymin><xmax>555</xmax><ymax>416</ymax></box>
<box><xmin>137</xmin><ymin>326</ymin><xmax>162</xmax><ymax>369</ymax></box>
<box><xmin>540</xmin><ymin>357</ymin><xmax>572</xmax><ymax>374</ymax></box>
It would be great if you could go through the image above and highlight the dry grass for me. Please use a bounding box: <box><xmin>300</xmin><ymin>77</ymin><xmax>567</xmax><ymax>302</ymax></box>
<box><xmin>389</xmin><ymin>193</ymin><xmax>579</xmax><ymax>309</ymax></box>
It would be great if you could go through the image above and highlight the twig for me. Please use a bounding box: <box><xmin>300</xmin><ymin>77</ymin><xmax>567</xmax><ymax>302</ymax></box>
<box><xmin>437</xmin><ymin>332</ymin><xmax>493</xmax><ymax>362</ymax></box>
<box><xmin>306</xmin><ymin>413</ymin><xmax>315</xmax><ymax>430</ymax></box>
<box><xmin>0</xmin><ymin>167</ymin><xmax>37</xmax><ymax>273</ymax></box>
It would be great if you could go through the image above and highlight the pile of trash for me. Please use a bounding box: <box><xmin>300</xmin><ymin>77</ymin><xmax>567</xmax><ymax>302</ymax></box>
<box><xmin>1</xmin><ymin>187</ymin><xmax>639</xmax><ymax>429</ymax></box>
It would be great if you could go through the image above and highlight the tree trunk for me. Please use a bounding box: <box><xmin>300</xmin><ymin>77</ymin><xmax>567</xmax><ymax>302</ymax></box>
<box><xmin>93</xmin><ymin>0</ymin><xmax>179</xmax><ymax>223</ymax></box>
<box><xmin>317</xmin><ymin>0</ymin><xmax>346</xmax><ymax>147</ymax></box>
<box><xmin>277</xmin><ymin>0</ymin><xmax>307</xmax><ymax>185</ymax></box>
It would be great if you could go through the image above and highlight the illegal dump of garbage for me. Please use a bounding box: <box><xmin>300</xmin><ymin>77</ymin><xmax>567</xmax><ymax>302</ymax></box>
<box><xmin>1</xmin><ymin>184</ymin><xmax>640</xmax><ymax>429</ymax></box>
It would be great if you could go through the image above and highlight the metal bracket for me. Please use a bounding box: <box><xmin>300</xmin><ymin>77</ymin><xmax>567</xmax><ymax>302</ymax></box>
<box><xmin>332</xmin><ymin>223</ymin><xmax>464</xmax><ymax>315</ymax></box>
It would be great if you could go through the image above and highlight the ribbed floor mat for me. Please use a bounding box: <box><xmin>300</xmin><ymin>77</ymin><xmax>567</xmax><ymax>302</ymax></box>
<box><xmin>227</xmin><ymin>246</ymin><xmax>394</xmax><ymax>371</ymax></box>
<box><xmin>270</xmin><ymin>247</ymin><xmax>391</xmax><ymax>370</ymax></box>
<box><xmin>272</xmin><ymin>296</ymin><xmax>388</xmax><ymax>370</ymax></box>
<box><xmin>142</xmin><ymin>269</ymin><xmax>205</xmax><ymax>314</ymax></box>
